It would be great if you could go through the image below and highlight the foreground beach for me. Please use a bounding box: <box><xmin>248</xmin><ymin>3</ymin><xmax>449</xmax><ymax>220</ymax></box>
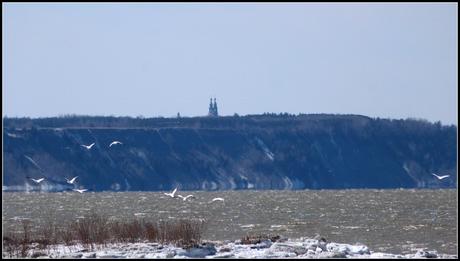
<box><xmin>4</xmin><ymin>236</ymin><xmax>457</xmax><ymax>259</ymax></box>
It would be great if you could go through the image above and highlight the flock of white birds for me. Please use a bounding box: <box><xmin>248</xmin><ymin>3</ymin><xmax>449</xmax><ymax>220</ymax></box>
<box><xmin>26</xmin><ymin>139</ymin><xmax>226</xmax><ymax>202</ymax></box>
<box><xmin>163</xmin><ymin>186</ymin><xmax>224</xmax><ymax>203</ymax></box>
<box><xmin>28</xmin><ymin>140</ymin><xmax>122</xmax><ymax>193</ymax></box>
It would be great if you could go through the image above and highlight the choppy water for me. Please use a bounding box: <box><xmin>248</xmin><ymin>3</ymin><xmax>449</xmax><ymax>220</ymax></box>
<box><xmin>2</xmin><ymin>189</ymin><xmax>457</xmax><ymax>255</ymax></box>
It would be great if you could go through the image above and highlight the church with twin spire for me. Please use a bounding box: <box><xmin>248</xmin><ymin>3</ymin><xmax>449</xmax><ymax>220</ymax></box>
<box><xmin>208</xmin><ymin>98</ymin><xmax>219</xmax><ymax>117</ymax></box>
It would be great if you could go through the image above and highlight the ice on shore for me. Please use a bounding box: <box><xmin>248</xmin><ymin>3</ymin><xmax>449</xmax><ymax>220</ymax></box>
<box><xmin>3</xmin><ymin>236</ymin><xmax>457</xmax><ymax>259</ymax></box>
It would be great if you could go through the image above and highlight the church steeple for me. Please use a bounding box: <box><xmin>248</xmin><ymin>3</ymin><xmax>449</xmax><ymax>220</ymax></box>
<box><xmin>213</xmin><ymin>98</ymin><xmax>218</xmax><ymax>116</ymax></box>
<box><xmin>208</xmin><ymin>98</ymin><xmax>214</xmax><ymax>116</ymax></box>
<box><xmin>208</xmin><ymin>97</ymin><xmax>219</xmax><ymax>117</ymax></box>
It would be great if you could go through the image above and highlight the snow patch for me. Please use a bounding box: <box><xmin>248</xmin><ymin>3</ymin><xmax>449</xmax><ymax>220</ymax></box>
<box><xmin>403</xmin><ymin>162</ymin><xmax>410</xmax><ymax>174</ymax></box>
<box><xmin>228</xmin><ymin>178</ymin><xmax>237</xmax><ymax>190</ymax></box>
<box><xmin>201</xmin><ymin>180</ymin><xmax>218</xmax><ymax>190</ymax></box>
<box><xmin>24</xmin><ymin>155</ymin><xmax>43</xmax><ymax>172</ymax></box>
<box><xmin>124</xmin><ymin>179</ymin><xmax>131</xmax><ymax>191</ymax></box>
<box><xmin>6</xmin><ymin>132</ymin><xmax>22</xmax><ymax>138</ymax></box>
<box><xmin>282</xmin><ymin>176</ymin><xmax>293</xmax><ymax>190</ymax></box>
<box><xmin>3</xmin><ymin>237</ymin><xmax>457</xmax><ymax>259</ymax></box>
<box><xmin>111</xmin><ymin>183</ymin><xmax>121</xmax><ymax>191</ymax></box>
<box><xmin>255</xmin><ymin>137</ymin><xmax>275</xmax><ymax>161</ymax></box>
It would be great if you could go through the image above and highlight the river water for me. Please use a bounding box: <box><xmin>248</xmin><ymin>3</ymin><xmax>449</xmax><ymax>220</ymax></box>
<box><xmin>2</xmin><ymin>189</ymin><xmax>457</xmax><ymax>255</ymax></box>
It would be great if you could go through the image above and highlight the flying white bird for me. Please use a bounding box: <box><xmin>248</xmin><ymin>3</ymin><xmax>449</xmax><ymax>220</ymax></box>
<box><xmin>65</xmin><ymin>176</ymin><xmax>78</xmax><ymax>184</ymax></box>
<box><xmin>29</xmin><ymin>177</ymin><xmax>45</xmax><ymax>184</ymax></box>
<box><xmin>109</xmin><ymin>141</ymin><xmax>123</xmax><ymax>147</ymax></box>
<box><xmin>432</xmin><ymin>173</ymin><xmax>450</xmax><ymax>180</ymax></box>
<box><xmin>73</xmin><ymin>189</ymin><xmax>88</xmax><ymax>193</ymax></box>
<box><xmin>81</xmin><ymin>143</ymin><xmax>95</xmax><ymax>150</ymax></box>
<box><xmin>211</xmin><ymin>197</ymin><xmax>224</xmax><ymax>202</ymax></box>
<box><xmin>164</xmin><ymin>187</ymin><xmax>178</xmax><ymax>198</ymax></box>
<box><xmin>178</xmin><ymin>195</ymin><xmax>195</xmax><ymax>201</ymax></box>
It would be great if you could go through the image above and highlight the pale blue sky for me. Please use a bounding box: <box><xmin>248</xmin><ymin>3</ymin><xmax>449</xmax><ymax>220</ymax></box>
<box><xmin>2</xmin><ymin>3</ymin><xmax>458</xmax><ymax>125</ymax></box>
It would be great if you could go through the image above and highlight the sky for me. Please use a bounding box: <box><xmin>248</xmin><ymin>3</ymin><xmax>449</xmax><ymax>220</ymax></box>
<box><xmin>2</xmin><ymin>3</ymin><xmax>458</xmax><ymax>125</ymax></box>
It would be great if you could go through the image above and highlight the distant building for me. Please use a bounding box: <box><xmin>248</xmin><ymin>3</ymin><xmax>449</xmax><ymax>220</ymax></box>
<box><xmin>208</xmin><ymin>98</ymin><xmax>219</xmax><ymax>117</ymax></box>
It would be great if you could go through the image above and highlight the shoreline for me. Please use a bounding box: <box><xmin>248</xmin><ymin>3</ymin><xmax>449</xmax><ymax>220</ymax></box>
<box><xmin>3</xmin><ymin>236</ymin><xmax>457</xmax><ymax>259</ymax></box>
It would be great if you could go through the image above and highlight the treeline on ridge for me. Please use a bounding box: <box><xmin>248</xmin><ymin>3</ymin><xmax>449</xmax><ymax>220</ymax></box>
<box><xmin>3</xmin><ymin>114</ymin><xmax>455</xmax><ymax>134</ymax></box>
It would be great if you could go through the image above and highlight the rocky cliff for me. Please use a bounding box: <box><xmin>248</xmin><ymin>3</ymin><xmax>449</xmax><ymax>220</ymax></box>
<box><xmin>3</xmin><ymin>114</ymin><xmax>457</xmax><ymax>191</ymax></box>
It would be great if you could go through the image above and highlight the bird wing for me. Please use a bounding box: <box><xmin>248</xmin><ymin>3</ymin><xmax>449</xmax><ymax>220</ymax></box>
<box><xmin>89</xmin><ymin>143</ymin><xmax>95</xmax><ymax>148</ymax></box>
<box><xmin>37</xmin><ymin>178</ymin><xmax>45</xmax><ymax>183</ymax></box>
<box><xmin>185</xmin><ymin>195</ymin><xmax>194</xmax><ymax>200</ymax></box>
<box><xmin>172</xmin><ymin>187</ymin><xmax>178</xmax><ymax>196</ymax></box>
<box><xmin>110</xmin><ymin>141</ymin><xmax>122</xmax><ymax>147</ymax></box>
<box><xmin>440</xmin><ymin>175</ymin><xmax>450</xmax><ymax>179</ymax></box>
<box><xmin>177</xmin><ymin>195</ymin><xmax>184</xmax><ymax>199</ymax></box>
<box><xmin>432</xmin><ymin>173</ymin><xmax>441</xmax><ymax>179</ymax></box>
<box><xmin>70</xmin><ymin>176</ymin><xmax>78</xmax><ymax>183</ymax></box>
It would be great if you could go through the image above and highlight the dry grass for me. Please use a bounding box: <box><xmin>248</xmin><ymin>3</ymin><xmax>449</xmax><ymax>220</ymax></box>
<box><xmin>72</xmin><ymin>213</ymin><xmax>110</xmax><ymax>248</ymax></box>
<box><xmin>156</xmin><ymin>219</ymin><xmax>205</xmax><ymax>248</ymax></box>
<box><xmin>3</xmin><ymin>233</ymin><xmax>22</xmax><ymax>258</ymax></box>
<box><xmin>109</xmin><ymin>219</ymin><xmax>143</xmax><ymax>243</ymax></box>
<box><xmin>36</xmin><ymin>220</ymin><xmax>57</xmax><ymax>249</ymax></box>
<box><xmin>144</xmin><ymin>221</ymin><xmax>159</xmax><ymax>241</ymax></box>
<box><xmin>58</xmin><ymin>226</ymin><xmax>75</xmax><ymax>246</ymax></box>
<box><xmin>2</xmin><ymin>213</ymin><xmax>207</xmax><ymax>257</ymax></box>
<box><xmin>2</xmin><ymin>220</ymin><xmax>32</xmax><ymax>258</ymax></box>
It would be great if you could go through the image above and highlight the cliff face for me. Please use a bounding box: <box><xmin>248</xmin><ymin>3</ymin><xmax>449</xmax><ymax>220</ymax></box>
<box><xmin>3</xmin><ymin>115</ymin><xmax>457</xmax><ymax>191</ymax></box>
